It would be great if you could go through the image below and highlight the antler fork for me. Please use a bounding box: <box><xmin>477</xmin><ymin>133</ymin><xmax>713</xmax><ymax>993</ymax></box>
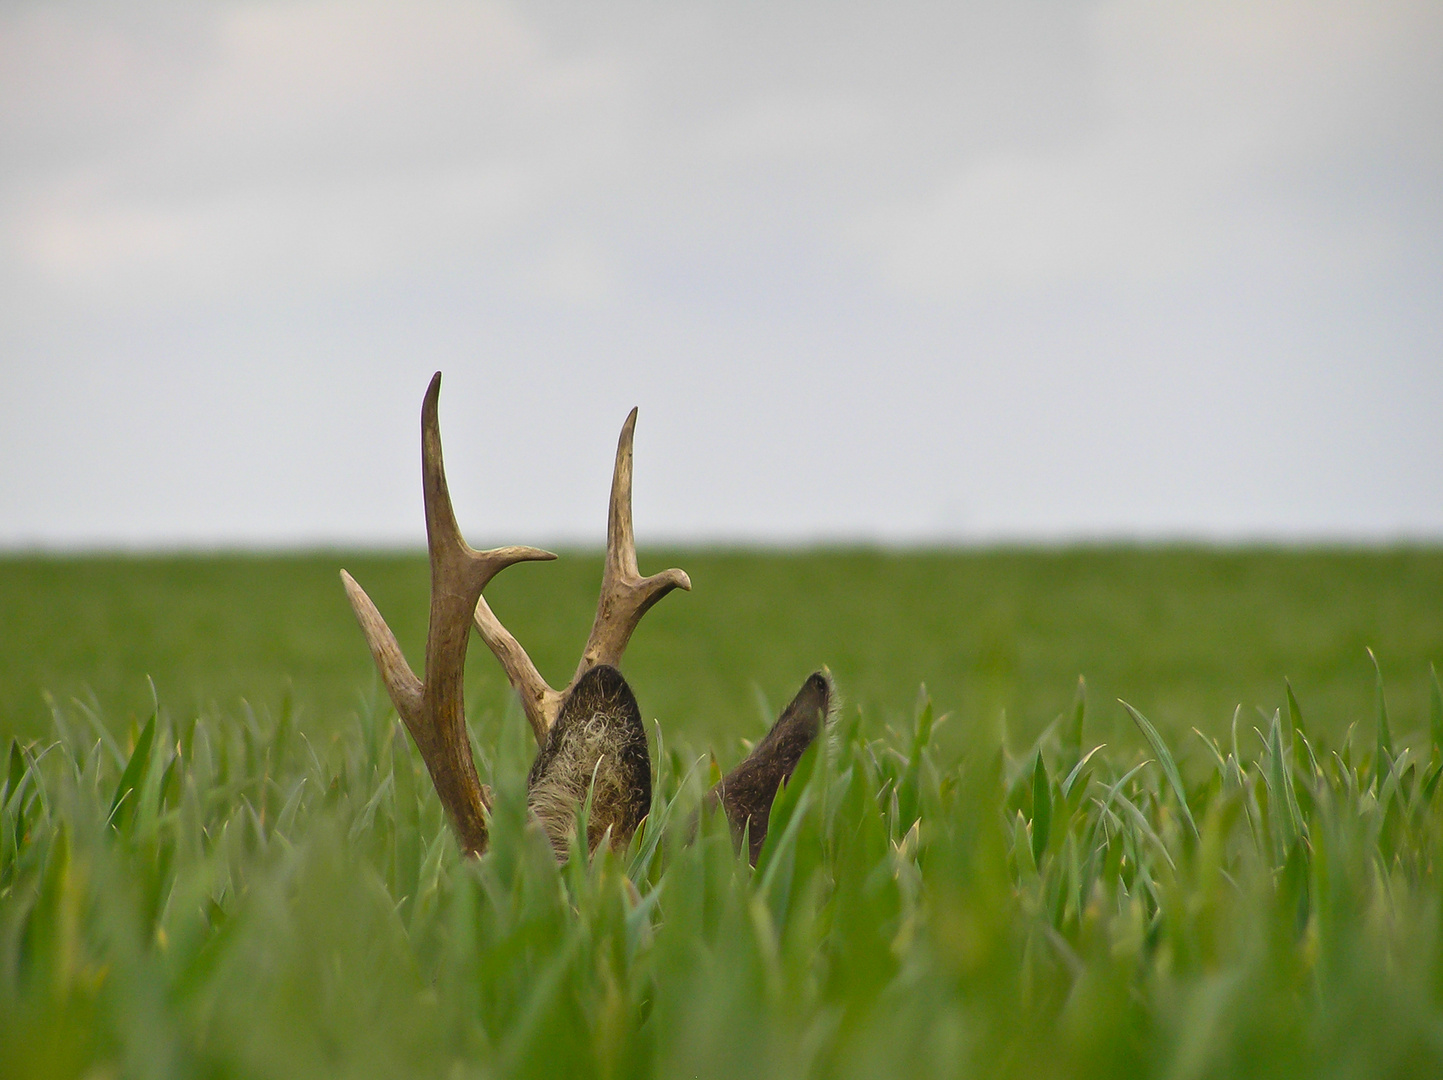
<box><xmin>340</xmin><ymin>372</ymin><xmax>555</xmax><ymax>856</ymax></box>
<box><xmin>472</xmin><ymin>407</ymin><xmax>691</xmax><ymax>747</ymax></box>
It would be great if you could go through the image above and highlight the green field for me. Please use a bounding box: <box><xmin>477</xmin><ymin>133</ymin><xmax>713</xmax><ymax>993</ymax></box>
<box><xmin>4</xmin><ymin>547</ymin><xmax>1442</xmax><ymax>754</ymax></box>
<box><xmin>4</xmin><ymin>547</ymin><xmax>1443</xmax><ymax>1078</ymax></box>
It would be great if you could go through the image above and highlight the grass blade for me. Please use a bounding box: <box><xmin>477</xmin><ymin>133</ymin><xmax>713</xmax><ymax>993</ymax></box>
<box><xmin>1061</xmin><ymin>744</ymin><xmax>1105</xmax><ymax>800</ymax></box>
<box><xmin>1264</xmin><ymin>709</ymin><xmax>1299</xmax><ymax>861</ymax></box>
<box><xmin>109</xmin><ymin>708</ymin><xmax>157</xmax><ymax>831</ymax></box>
<box><xmin>1031</xmin><ymin>751</ymin><xmax>1052</xmax><ymax>865</ymax></box>
<box><xmin>1369</xmin><ymin>648</ymin><xmax>1393</xmax><ymax>791</ymax></box>
<box><xmin>4</xmin><ymin>738</ymin><xmax>23</xmax><ymax>805</ymax></box>
<box><xmin>1121</xmin><ymin>700</ymin><xmax>1198</xmax><ymax>840</ymax></box>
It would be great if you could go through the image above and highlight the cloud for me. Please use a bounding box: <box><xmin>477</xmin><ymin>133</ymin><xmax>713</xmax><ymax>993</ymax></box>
<box><xmin>1</xmin><ymin>1</ymin><xmax>626</xmax><ymax>308</ymax></box>
<box><xmin>858</xmin><ymin>0</ymin><xmax>1443</xmax><ymax>294</ymax></box>
<box><xmin>15</xmin><ymin>162</ymin><xmax>537</xmax><ymax>306</ymax></box>
<box><xmin>0</xmin><ymin>0</ymin><xmax>1439</xmax><ymax>545</ymax></box>
<box><xmin>695</xmin><ymin>93</ymin><xmax>884</xmax><ymax>163</ymax></box>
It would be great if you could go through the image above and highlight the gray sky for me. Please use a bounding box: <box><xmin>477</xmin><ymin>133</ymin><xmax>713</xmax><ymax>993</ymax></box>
<box><xmin>2</xmin><ymin>0</ymin><xmax>1440</xmax><ymax>548</ymax></box>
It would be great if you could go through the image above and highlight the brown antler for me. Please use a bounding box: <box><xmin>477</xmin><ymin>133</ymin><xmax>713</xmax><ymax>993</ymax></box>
<box><xmin>472</xmin><ymin>407</ymin><xmax>690</xmax><ymax>747</ymax></box>
<box><xmin>341</xmin><ymin>372</ymin><xmax>555</xmax><ymax>856</ymax></box>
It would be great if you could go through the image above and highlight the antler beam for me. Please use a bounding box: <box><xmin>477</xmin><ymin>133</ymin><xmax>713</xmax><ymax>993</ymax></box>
<box><xmin>472</xmin><ymin>408</ymin><xmax>690</xmax><ymax>746</ymax></box>
<box><xmin>341</xmin><ymin>372</ymin><xmax>554</xmax><ymax>855</ymax></box>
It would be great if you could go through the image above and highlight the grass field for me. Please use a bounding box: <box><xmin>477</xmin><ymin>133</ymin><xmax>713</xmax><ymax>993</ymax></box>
<box><xmin>4</xmin><ymin>547</ymin><xmax>1442</xmax><ymax>754</ymax></box>
<box><xmin>3</xmin><ymin>547</ymin><xmax>1443</xmax><ymax>1078</ymax></box>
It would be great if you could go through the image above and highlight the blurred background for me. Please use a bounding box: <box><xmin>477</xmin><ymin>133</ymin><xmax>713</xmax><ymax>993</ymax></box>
<box><xmin>2</xmin><ymin>0</ymin><xmax>1440</xmax><ymax>549</ymax></box>
<box><xmin>2</xmin><ymin>2</ymin><xmax>1442</xmax><ymax>752</ymax></box>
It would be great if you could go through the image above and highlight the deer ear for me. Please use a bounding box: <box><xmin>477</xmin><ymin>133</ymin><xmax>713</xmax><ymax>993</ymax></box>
<box><xmin>711</xmin><ymin>671</ymin><xmax>833</xmax><ymax>864</ymax></box>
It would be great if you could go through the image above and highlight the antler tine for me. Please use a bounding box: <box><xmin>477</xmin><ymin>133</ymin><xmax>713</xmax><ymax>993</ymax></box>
<box><xmin>341</xmin><ymin>570</ymin><xmax>423</xmax><ymax>727</ymax></box>
<box><xmin>576</xmin><ymin>407</ymin><xmax>691</xmax><ymax>676</ymax></box>
<box><xmin>472</xmin><ymin>593</ymin><xmax>563</xmax><ymax>747</ymax></box>
<box><xmin>343</xmin><ymin>372</ymin><xmax>554</xmax><ymax>856</ymax></box>
<box><xmin>470</xmin><ymin>407</ymin><xmax>688</xmax><ymax>747</ymax></box>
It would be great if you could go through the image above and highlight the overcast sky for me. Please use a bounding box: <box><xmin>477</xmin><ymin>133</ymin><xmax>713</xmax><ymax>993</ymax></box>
<box><xmin>2</xmin><ymin>0</ymin><xmax>1440</xmax><ymax>548</ymax></box>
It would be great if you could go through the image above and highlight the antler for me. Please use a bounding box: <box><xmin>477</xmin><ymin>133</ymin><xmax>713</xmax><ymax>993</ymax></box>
<box><xmin>472</xmin><ymin>407</ymin><xmax>691</xmax><ymax>746</ymax></box>
<box><xmin>340</xmin><ymin>372</ymin><xmax>555</xmax><ymax>856</ymax></box>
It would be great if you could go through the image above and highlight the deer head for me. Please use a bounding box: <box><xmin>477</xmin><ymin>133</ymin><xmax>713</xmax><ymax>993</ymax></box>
<box><xmin>341</xmin><ymin>373</ymin><xmax>830</xmax><ymax>862</ymax></box>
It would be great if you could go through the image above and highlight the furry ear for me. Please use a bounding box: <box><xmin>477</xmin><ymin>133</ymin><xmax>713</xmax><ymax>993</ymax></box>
<box><xmin>526</xmin><ymin>664</ymin><xmax>651</xmax><ymax>859</ymax></box>
<box><xmin>710</xmin><ymin>672</ymin><xmax>833</xmax><ymax>865</ymax></box>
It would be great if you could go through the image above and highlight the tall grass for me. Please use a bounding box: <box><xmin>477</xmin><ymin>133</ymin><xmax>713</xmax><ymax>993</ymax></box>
<box><xmin>4</xmin><ymin>666</ymin><xmax>1443</xmax><ymax>1078</ymax></box>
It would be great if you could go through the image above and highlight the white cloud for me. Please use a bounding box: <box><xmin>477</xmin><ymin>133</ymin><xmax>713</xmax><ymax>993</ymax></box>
<box><xmin>696</xmin><ymin>94</ymin><xmax>883</xmax><ymax>163</ymax></box>
<box><xmin>859</xmin><ymin>0</ymin><xmax>1443</xmax><ymax>294</ymax></box>
<box><xmin>0</xmin><ymin>1</ymin><xmax>1439</xmax><ymax>546</ymax></box>
<box><xmin>1</xmin><ymin>1</ymin><xmax>627</xmax><ymax>307</ymax></box>
<box><xmin>16</xmin><ymin>162</ymin><xmax>536</xmax><ymax>304</ymax></box>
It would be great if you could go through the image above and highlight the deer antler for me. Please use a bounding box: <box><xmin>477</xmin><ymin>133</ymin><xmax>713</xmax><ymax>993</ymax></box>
<box><xmin>340</xmin><ymin>372</ymin><xmax>555</xmax><ymax>856</ymax></box>
<box><xmin>472</xmin><ymin>408</ymin><xmax>691</xmax><ymax>747</ymax></box>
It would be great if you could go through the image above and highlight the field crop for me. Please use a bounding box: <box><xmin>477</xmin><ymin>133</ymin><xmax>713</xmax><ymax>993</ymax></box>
<box><xmin>2</xmin><ymin>548</ymin><xmax>1442</xmax><ymax>1078</ymax></box>
<box><xmin>4</xmin><ymin>547</ymin><xmax>1442</xmax><ymax>749</ymax></box>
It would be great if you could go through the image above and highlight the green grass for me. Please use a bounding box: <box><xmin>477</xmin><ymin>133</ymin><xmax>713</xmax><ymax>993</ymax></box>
<box><xmin>3</xmin><ymin>546</ymin><xmax>1443</xmax><ymax>1078</ymax></box>
<box><xmin>5</xmin><ymin>657</ymin><xmax>1443</xmax><ymax>1077</ymax></box>
<box><xmin>4</xmin><ymin>547</ymin><xmax>1442</xmax><ymax>754</ymax></box>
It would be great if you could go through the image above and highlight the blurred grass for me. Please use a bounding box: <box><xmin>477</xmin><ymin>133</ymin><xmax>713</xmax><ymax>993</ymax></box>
<box><xmin>5</xmin><ymin>650</ymin><xmax>1443</xmax><ymax>1078</ymax></box>
<box><xmin>3</xmin><ymin>547</ymin><xmax>1442</xmax><ymax>756</ymax></box>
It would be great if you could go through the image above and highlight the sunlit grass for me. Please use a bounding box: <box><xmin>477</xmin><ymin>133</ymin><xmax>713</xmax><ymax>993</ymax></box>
<box><xmin>5</xmin><ymin>661</ymin><xmax>1443</xmax><ymax>1078</ymax></box>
